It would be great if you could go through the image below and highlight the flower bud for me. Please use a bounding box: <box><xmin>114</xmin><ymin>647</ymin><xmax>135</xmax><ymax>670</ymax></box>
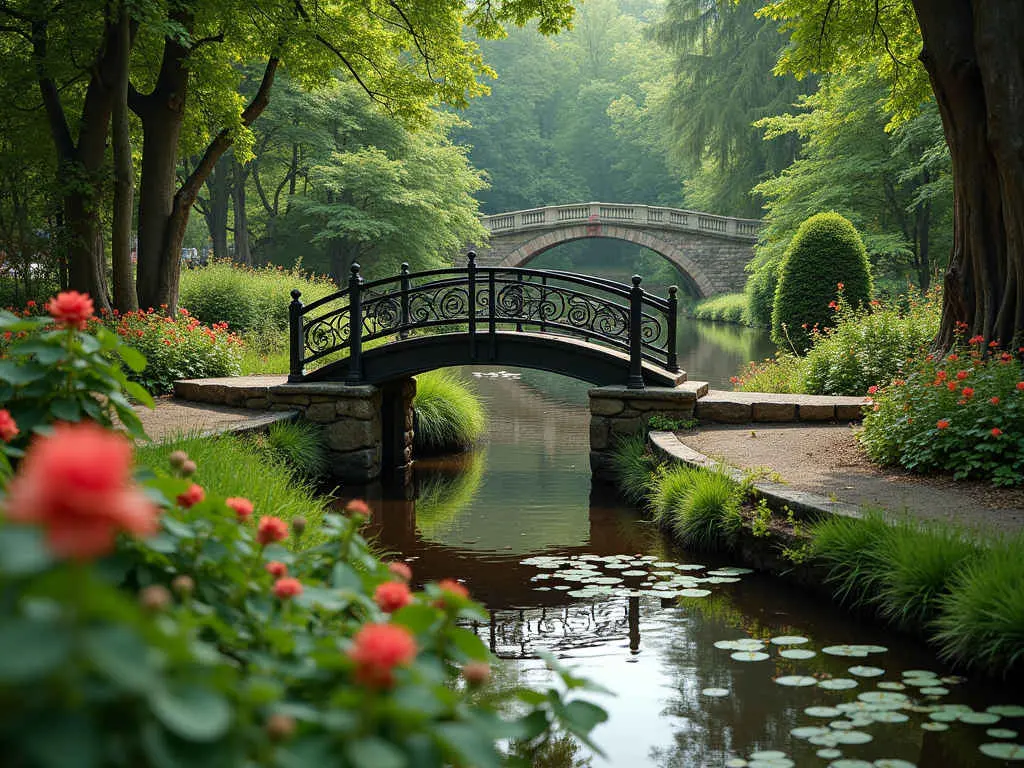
<box><xmin>291</xmin><ymin>515</ymin><xmax>307</xmax><ymax>536</ymax></box>
<box><xmin>168</xmin><ymin>450</ymin><xmax>189</xmax><ymax>469</ymax></box>
<box><xmin>171</xmin><ymin>574</ymin><xmax>195</xmax><ymax>596</ymax></box>
<box><xmin>265</xmin><ymin>713</ymin><xmax>296</xmax><ymax>741</ymax></box>
<box><xmin>139</xmin><ymin>584</ymin><xmax>172</xmax><ymax>612</ymax></box>
<box><xmin>462</xmin><ymin>661</ymin><xmax>491</xmax><ymax>687</ymax></box>
<box><xmin>180</xmin><ymin>459</ymin><xmax>197</xmax><ymax>477</ymax></box>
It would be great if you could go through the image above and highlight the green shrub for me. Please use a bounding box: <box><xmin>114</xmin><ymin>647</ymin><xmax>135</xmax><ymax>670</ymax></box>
<box><xmin>771</xmin><ymin>212</ymin><xmax>873</xmax><ymax>353</ymax></box>
<box><xmin>860</xmin><ymin>338</ymin><xmax>1024</xmax><ymax>485</ymax></box>
<box><xmin>934</xmin><ymin>535</ymin><xmax>1024</xmax><ymax>671</ymax></box>
<box><xmin>730</xmin><ymin>353</ymin><xmax>808</xmax><ymax>394</ymax></box>
<box><xmin>801</xmin><ymin>290</ymin><xmax>940</xmax><ymax>395</ymax></box>
<box><xmin>808</xmin><ymin>511</ymin><xmax>894</xmax><ymax>607</ymax></box>
<box><xmin>250</xmin><ymin>420</ymin><xmax>329</xmax><ymax>479</ymax></box>
<box><xmin>743</xmin><ymin>252</ymin><xmax>783</xmax><ymax>328</ymax></box>
<box><xmin>413</xmin><ymin>370</ymin><xmax>486</xmax><ymax>453</ymax></box>
<box><xmin>180</xmin><ymin>260</ymin><xmax>336</xmax><ymax>335</ymax></box>
<box><xmin>609</xmin><ymin>433</ymin><xmax>657</xmax><ymax>507</ymax></box>
<box><xmin>666</xmin><ymin>469</ymin><xmax>742</xmax><ymax>551</ymax></box>
<box><xmin>692</xmin><ymin>293</ymin><xmax>749</xmax><ymax>325</ymax></box>
<box><xmin>648</xmin><ymin>464</ymin><xmax>700</xmax><ymax>523</ymax></box>
<box><xmin>111</xmin><ymin>308</ymin><xmax>242</xmax><ymax>394</ymax></box>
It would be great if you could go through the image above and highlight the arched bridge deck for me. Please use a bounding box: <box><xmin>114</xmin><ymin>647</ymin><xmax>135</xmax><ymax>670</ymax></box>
<box><xmin>289</xmin><ymin>255</ymin><xmax>685</xmax><ymax>389</ymax></box>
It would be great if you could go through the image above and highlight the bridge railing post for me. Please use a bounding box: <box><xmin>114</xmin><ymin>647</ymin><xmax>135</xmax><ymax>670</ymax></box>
<box><xmin>488</xmin><ymin>268</ymin><xmax>497</xmax><ymax>359</ymax></box>
<box><xmin>347</xmin><ymin>263</ymin><xmax>363</xmax><ymax>384</ymax></box>
<box><xmin>539</xmin><ymin>275</ymin><xmax>547</xmax><ymax>333</ymax></box>
<box><xmin>628</xmin><ymin>275</ymin><xmax>645</xmax><ymax>390</ymax></box>
<box><xmin>288</xmin><ymin>289</ymin><xmax>304</xmax><ymax>382</ymax></box>
<box><xmin>667</xmin><ymin>285</ymin><xmax>679</xmax><ymax>372</ymax></box>
<box><xmin>399</xmin><ymin>262</ymin><xmax>410</xmax><ymax>340</ymax></box>
<box><xmin>515</xmin><ymin>272</ymin><xmax>523</xmax><ymax>332</ymax></box>
<box><xmin>467</xmin><ymin>251</ymin><xmax>477</xmax><ymax>360</ymax></box>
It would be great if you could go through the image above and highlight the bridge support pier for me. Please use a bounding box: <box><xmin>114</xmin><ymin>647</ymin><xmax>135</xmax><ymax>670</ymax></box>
<box><xmin>588</xmin><ymin>383</ymin><xmax>708</xmax><ymax>477</ymax></box>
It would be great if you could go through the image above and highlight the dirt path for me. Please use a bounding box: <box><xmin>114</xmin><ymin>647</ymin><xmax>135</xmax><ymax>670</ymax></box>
<box><xmin>135</xmin><ymin>398</ymin><xmax>293</xmax><ymax>443</ymax></box>
<box><xmin>678</xmin><ymin>423</ymin><xmax>1024</xmax><ymax>536</ymax></box>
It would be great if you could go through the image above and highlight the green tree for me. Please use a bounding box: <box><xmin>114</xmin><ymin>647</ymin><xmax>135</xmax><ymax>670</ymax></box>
<box><xmin>760</xmin><ymin>0</ymin><xmax>1024</xmax><ymax>348</ymax></box>
<box><xmin>650</xmin><ymin>0</ymin><xmax>807</xmax><ymax>217</ymax></box>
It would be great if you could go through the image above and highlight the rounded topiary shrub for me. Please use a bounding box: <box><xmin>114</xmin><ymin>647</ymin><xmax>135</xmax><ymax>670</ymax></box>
<box><xmin>771</xmin><ymin>212</ymin><xmax>872</xmax><ymax>353</ymax></box>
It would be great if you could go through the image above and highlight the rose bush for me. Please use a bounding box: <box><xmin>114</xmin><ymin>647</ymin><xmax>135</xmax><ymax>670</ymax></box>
<box><xmin>0</xmin><ymin>294</ymin><xmax>607</xmax><ymax>766</ymax></box>
<box><xmin>860</xmin><ymin>333</ymin><xmax>1024</xmax><ymax>485</ymax></box>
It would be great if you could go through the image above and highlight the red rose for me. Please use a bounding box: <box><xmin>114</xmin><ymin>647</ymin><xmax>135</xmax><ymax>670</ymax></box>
<box><xmin>936</xmin><ymin>419</ymin><xmax>950</xmax><ymax>430</ymax></box>
<box><xmin>991</xmin><ymin>427</ymin><xmax>1003</xmax><ymax>438</ymax></box>
<box><xmin>349</xmin><ymin>623</ymin><xmax>417</xmax><ymax>688</ymax></box>
<box><xmin>265</xmin><ymin>561</ymin><xmax>288</xmax><ymax>578</ymax></box>
<box><xmin>374</xmin><ymin>581</ymin><xmax>413</xmax><ymax>613</ymax></box>
<box><xmin>257</xmin><ymin>516</ymin><xmax>289</xmax><ymax>546</ymax></box>
<box><xmin>273</xmin><ymin>577</ymin><xmax>303</xmax><ymax>599</ymax></box>
<box><xmin>46</xmin><ymin>291</ymin><xmax>94</xmax><ymax>330</ymax></box>
<box><xmin>3</xmin><ymin>423</ymin><xmax>159</xmax><ymax>559</ymax></box>
<box><xmin>176</xmin><ymin>483</ymin><xmax>205</xmax><ymax>508</ymax></box>
<box><xmin>0</xmin><ymin>410</ymin><xmax>18</xmax><ymax>442</ymax></box>
<box><xmin>226</xmin><ymin>496</ymin><xmax>254</xmax><ymax>521</ymax></box>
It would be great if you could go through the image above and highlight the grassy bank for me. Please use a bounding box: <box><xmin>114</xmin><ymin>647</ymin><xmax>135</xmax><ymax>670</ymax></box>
<box><xmin>137</xmin><ymin>428</ymin><xmax>332</xmax><ymax>533</ymax></box>
<box><xmin>692</xmin><ymin>293</ymin><xmax>750</xmax><ymax>325</ymax></box>
<box><xmin>413</xmin><ymin>369</ymin><xmax>487</xmax><ymax>453</ymax></box>
<box><xmin>608</xmin><ymin>436</ymin><xmax>1024</xmax><ymax>677</ymax></box>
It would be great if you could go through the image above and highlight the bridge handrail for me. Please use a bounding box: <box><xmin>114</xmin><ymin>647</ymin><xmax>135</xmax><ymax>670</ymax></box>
<box><xmin>480</xmin><ymin>202</ymin><xmax>763</xmax><ymax>241</ymax></box>
<box><xmin>288</xmin><ymin>253</ymin><xmax>680</xmax><ymax>389</ymax></box>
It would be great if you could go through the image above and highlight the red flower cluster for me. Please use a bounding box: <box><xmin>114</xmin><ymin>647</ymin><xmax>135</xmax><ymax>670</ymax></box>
<box><xmin>273</xmin><ymin>577</ymin><xmax>303</xmax><ymax>599</ymax></box>
<box><xmin>226</xmin><ymin>497</ymin><xmax>254</xmax><ymax>521</ymax></box>
<box><xmin>349</xmin><ymin>623</ymin><xmax>417</xmax><ymax>688</ymax></box>
<box><xmin>387</xmin><ymin>561</ymin><xmax>412</xmax><ymax>582</ymax></box>
<box><xmin>46</xmin><ymin>291</ymin><xmax>94</xmax><ymax>330</ymax></box>
<box><xmin>0</xmin><ymin>409</ymin><xmax>17</xmax><ymax>442</ymax></box>
<box><xmin>3</xmin><ymin>423</ymin><xmax>159</xmax><ymax>559</ymax></box>
<box><xmin>374</xmin><ymin>581</ymin><xmax>413</xmax><ymax>613</ymax></box>
<box><xmin>176</xmin><ymin>483</ymin><xmax>205</xmax><ymax>508</ymax></box>
<box><xmin>257</xmin><ymin>516</ymin><xmax>289</xmax><ymax>546</ymax></box>
<box><xmin>265</xmin><ymin>561</ymin><xmax>288</xmax><ymax>578</ymax></box>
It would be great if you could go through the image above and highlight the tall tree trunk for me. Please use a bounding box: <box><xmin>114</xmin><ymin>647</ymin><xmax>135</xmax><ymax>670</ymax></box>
<box><xmin>134</xmin><ymin>30</ymin><xmax>278</xmax><ymax>311</ymax></box>
<box><xmin>32</xmin><ymin>16</ymin><xmax>114</xmax><ymax>311</ymax></box>
<box><xmin>111</xmin><ymin>2</ymin><xmax>137</xmax><ymax>312</ymax></box>
<box><xmin>914</xmin><ymin>1</ymin><xmax>1024</xmax><ymax>347</ymax></box>
<box><xmin>201</xmin><ymin>157</ymin><xmax>231</xmax><ymax>262</ymax></box>
<box><xmin>916</xmin><ymin>199</ymin><xmax>931</xmax><ymax>294</ymax></box>
<box><xmin>232</xmin><ymin>156</ymin><xmax>251</xmax><ymax>265</ymax></box>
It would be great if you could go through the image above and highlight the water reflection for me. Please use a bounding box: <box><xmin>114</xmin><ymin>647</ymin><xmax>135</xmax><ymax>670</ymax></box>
<box><xmin>356</xmin><ymin>369</ymin><xmax>1021</xmax><ymax>767</ymax></box>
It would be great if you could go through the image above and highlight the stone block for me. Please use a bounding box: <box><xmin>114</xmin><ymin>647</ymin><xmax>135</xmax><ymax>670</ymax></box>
<box><xmin>404</xmin><ymin>410</ymin><xmax>415</xmax><ymax>431</ymax></box>
<box><xmin>305</xmin><ymin>402</ymin><xmax>337</xmax><ymax>423</ymax></box>
<box><xmin>269</xmin><ymin>394</ymin><xmax>311</xmax><ymax>406</ymax></box>
<box><xmin>836</xmin><ymin>403</ymin><xmax>865</xmax><ymax>421</ymax></box>
<box><xmin>329</xmin><ymin>448</ymin><xmax>381</xmax><ymax>482</ymax></box>
<box><xmin>589</xmin><ymin>451</ymin><xmax>615</xmax><ymax>479</ymax></box>
<box><xmin>609</xmin><ymin>416</ymin><xmax>646</xmax><ymax>435</ymax></box>
<box><xmin>326</xmin><ymin>419</ymin><xmax>378</xmax><ymax>451</ymax></box>
<box><xmin>632</xmin><ymin>397</ymin><xmax>696</xmax><ymax>412</ymax></box>
<box><xmin>590</xmin><ymin>397</ymin><xmax>625</xmax><ymax>417</ymax></box>
<box><xmin>336</xmin><ymin>398</ymin><xmax>378</xmax><ymax>420</ymax></box>
<box><xmin>696</xmin><ymin>399</ymin><xmax>751</xmax><ymax>424</ymax></box>
<box><xmin>798</xmin><ymin>404</ymin><xmax>837</xmax><ymax>421</ymax></box>
<box><xmin>244</xmin><ymin>397</ymin><xmax>270</xmax><ymax>410</ymax></box>
<box><xmin>589</xmin><ymin>419</ymin><xmax>611</xmax><ymax>451</ymax></box>
<box><xmin>175</xmin><ymin>382</ymin><xmax>227</xmax><ymax>404</ymax></box>
<box><xmin>752</xmin><ymin>402</ymin><xmax>796</xmax><ymax>422</ymax></box>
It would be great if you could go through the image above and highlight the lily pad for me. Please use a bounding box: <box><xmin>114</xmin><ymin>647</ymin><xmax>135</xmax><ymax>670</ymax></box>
<box><xmin>873</xmin><ymin>761</ymin><xmax>917</xmax><ymax>768</ymax></box>
<box><xmin>919</xmin><ymin>687</ymin><xmax>949</xmax><ymax>696</ymax></box>
<box><xmin>702</xmin><ymin>687</ymin><xmax>730</xmax><ymax>697</ymax></box>
<box><xmin>988</xmin><ymin>706</ymin><xmax>1024</xmax><ymax>718</ymax></box>
<box><xmin>749</xmin><ymin>750</ymin><xmax>788</xmax><ymax>760</ymax></box>
<box><xmin>823</xmin><ymin>645</ymin><xmax>870</xmax><ymax>657</ymax></box>
<box><xmin>780</xmin><ymin>649</ymin><xmax>817</xmax><ymax>660</ymax></box>
<box><xmin>987</xmin><ymin>729</ymin><xmax>1018</xmax><ymax>739</ymax></box>
<box><xmin>978</xmin><ymin>743</ymin><xmax>1024</xmax><ymax>761</ymax></box>
<box><xmin>816</xmin><ymin>750</ymin><xmax>842</xmax><ymax>759</ymax></box>
<box><xmin>620</xmin><ymin>570</ymin><xmax>647</xmax><ymax>577</ymax></box>
<box><xmin>775</xmin><ymin>676</ymin><xmax>818</xmax><ymax>687</ymax></box>
<box><xmin>959</xmin><ymin>711</ymin><xmax>1001</xmax><ymax>725</ymax></box>
<box><xmin>832</xmin><ymin>731</ymin><xmax>873</xmax><ymax>745</ymax></box>
<box><xmin>876</xmin><ymin>682</ymin><xmax>906</xmax><ymax>691</ymax></box>
<box><xmin>792</xmin><ymin>727</ymin><xmax>831</xmax><ymax>739</ymax></box>
<box><xmin>819</xmin><ymin>679</ymin><xmax>858</xmax><ymax>691</ymax></box>
<box><xmin>731</xmin><ymin>651</ymin><xmax>771</xmax><ymax>662</ymax></box>
<box><xmin>858</xmin><ymin>692</ymin><xmax>909</xmax><ymax>705</ymax></box>
<box><xmin>771</xmin><ymin>636</ymin><xmax>810</xmax><ymax>646</ymax></box>
<box><xmin>869</xmin><ymin>711</ymin><xmax>909</xmax><ymax>724</ymax></box>
<box><xmin>848</xmin><ymin>666</ymin><xmax>885</xmax><ymax>678</ymax></box>
<box><xmin>920</xmin><ymin>722</ymin><xmax>949</xmax><ymax>732</ymax></box>
<box><xmin>678</xmin><ymin>588</ymin><xmax>712</xmax><ymax>598</ymax></box>
<box><xmin>805</xmin><ymin>706</ymin><xmax>844</xmax><ymax>718</ymax></box>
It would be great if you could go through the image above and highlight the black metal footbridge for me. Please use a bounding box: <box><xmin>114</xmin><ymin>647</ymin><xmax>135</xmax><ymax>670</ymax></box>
<box><xmin>288</xmin><ymin>253</ymin><xmax>684</xmax><ymax>389</ymax></box>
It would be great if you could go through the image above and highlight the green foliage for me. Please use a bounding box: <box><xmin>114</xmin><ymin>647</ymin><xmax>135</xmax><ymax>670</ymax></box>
<box><xmin>414</xmin><ymin>452</ymin><xmax>487</xmax><ymax>540</ymax></box>
<box><xmin>670</xmin><ymin>470</ymin><xmax>742</xmax><ymax>550</ymax></box>
<box><xmin>107</xmin><ymin>308</ymin><xmax>243</xmax><ymax>395</ymax></box>
<box><xmin>180</xmin><ymin>261</ymin><xmax>336</xmax><ymax>336</ymax></box>
<box><xmin>771</xmin><ymin>212</ymin><xmax>873</xmax><ymax>353</ymax></box>
<box><xmin>742</xmin><ymin>251</ymin><xmax>784</xmax><ymax>328</ymax></box>
<box><xmin>608</xmin><ymin>434</ymin><xmax>657</xmax><ymax>507</ymax></box>
<box><xmin>730</xmin><ymin>353</ymin><xmax>807</xmax><ymax>394</ymax></box>
<box><xmin>646</xmin><ymin>414</ymin><xmax>697</xmax><ymax>432</ymax></box>
<box><xmin>251</xmin><ymin>421</ymin><xmax>329</xmax><ymax>480</ymax></box>
<box><xmin>934</xmin><ymin>535</ymin><xmax>1024</xmax><ymax>672</ymax></box>
<box><xmin>413</xmin><ymin>371</ymin><xmax>487</xmax><ymax>454</ymax></box>
<box><xmin>0</xmin><ymin>307</ymin><xmax>152</xmax><ymax>446</ymax></box>
<box><xmin>860</xmin><ymin>340</ymin><xmax>1024</xmax><ymax>486</ymax></box>
<box><xmin>808</xmin><ymin>511</ymin><xmax>895</xmax><ymax>607</ymax></box>
<box><xmin>648</xmin><ymin>464</ymin><xmax>701</xmax><ymax>523</ymax></box>
<box><xmin>692</xmin><ymin>293</ymin><xmax>748</xmax><ymax>324</ymax></box>
<box><xmin>800</xmin><ymin>290</ymin><xmax>940</xmax><ymax>395</ymax></box>
<box><xmin>135</xmin><ymin>434</ymin><xmax>332</xmax><ymax>530</ymax></box>
<box><xmin>650</xmin><ymin>0</ymin><xmax>807</xmax><ymax>216</ymax></box>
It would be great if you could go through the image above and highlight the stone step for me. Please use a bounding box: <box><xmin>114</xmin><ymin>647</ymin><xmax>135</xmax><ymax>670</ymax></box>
<box><xmin>695</xmin><ymin>389</ymin><xmax>865</xmax><ymax>424</ymax></box>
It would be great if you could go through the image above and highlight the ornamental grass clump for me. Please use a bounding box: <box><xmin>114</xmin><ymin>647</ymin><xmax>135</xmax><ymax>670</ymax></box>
<box><xmin>0</xmin><ymin>295</ymin><xmax>608</xmax><ymax>766</ymax></box>
<box><xmin>413</xmin><ymin>369</ymin><xmax>487</xmax><ymax>453</ymax></box>
<box><xmin>667</xmin><ymin>469</ymin><xmax>743</xmax><ymax>551</ymax></box>
<box><xmin>860</xmin><ymin>333</ymin><xmax>1024</xmax><ymax>485</ymax></box>
<box><xmin>609</xmin><ymin>433</ymin><xmax>657</xmax><ymax>507</ymax></box>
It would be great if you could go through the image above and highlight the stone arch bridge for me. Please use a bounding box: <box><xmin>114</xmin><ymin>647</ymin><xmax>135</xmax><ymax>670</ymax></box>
<box><xmin>474</xmin><ymin>202</ymin><xmax>762</xmax><ymax>298</ymax></box>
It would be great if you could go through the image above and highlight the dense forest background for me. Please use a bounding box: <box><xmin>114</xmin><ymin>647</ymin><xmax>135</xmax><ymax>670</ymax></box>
<box><xmin>0</xmin><ymin>0</ymin><xmax>953</xmax><ymax>312</ymax></box>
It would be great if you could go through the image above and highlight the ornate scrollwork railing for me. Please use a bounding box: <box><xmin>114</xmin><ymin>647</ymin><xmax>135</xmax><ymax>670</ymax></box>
<box><xmin>289</xmin><ymin>253</ymin><xmax>680</xmax><ymax>388</ymax></box>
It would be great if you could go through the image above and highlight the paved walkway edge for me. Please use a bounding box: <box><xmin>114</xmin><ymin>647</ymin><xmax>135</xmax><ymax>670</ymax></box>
<box><xmin>648</xmin><ymin>430</ymin><xmax>864</xmax><ymax>522</ymax></box>
<box><xmin>147</xmin><ymin>410</ymin><xmax>300</xmax><ymax>444</ymax></box>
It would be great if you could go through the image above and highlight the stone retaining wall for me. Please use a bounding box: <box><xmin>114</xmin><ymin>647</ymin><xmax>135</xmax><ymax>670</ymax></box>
<box><xmin>695</xmin><ymin>390</ymin><xmax>865</xmax><ymax>424</ymax></box>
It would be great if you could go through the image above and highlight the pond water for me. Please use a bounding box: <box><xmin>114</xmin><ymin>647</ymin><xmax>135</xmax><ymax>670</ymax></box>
<box><xmin>360</xmin><ymin>366</ymin><xmax>1023</xmax><ymax>768</ymax></box>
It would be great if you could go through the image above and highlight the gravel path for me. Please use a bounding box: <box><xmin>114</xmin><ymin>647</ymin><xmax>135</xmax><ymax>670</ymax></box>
<box><xmin>135</xmin><ymin>398</ymin><xmax>293</xmax><ymax>443</ymax></box>
<box><xmin>678</xmin><ymin>423</ymin><xmax>1024</xmax><ymax>536</ymax></box>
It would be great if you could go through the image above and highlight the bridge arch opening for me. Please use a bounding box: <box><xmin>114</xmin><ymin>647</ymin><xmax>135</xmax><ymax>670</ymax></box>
<box><xmin>497</xmin><ymin>230</ymin><xmax>716</xmax><ymax>299</ymax></box>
